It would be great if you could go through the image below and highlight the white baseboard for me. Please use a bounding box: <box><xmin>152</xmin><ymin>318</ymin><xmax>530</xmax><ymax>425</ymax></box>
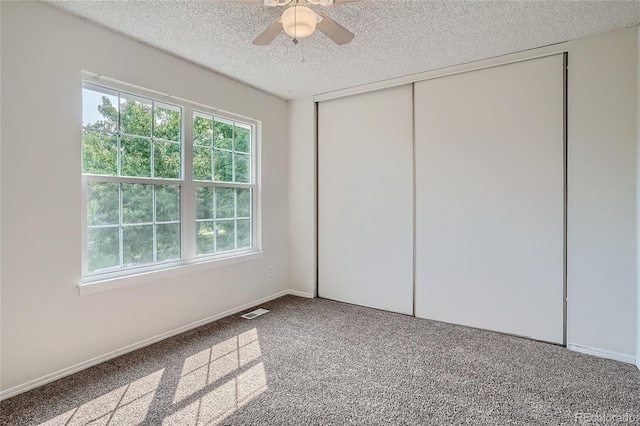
<box><xmin>286</xmin><ymin>289</ymin><xmax>315</xmax><ymax>298</ymax></box>
<box><xmin>567</xmin><ymin>343</ymin><xmax>636</xmax><ymax>364</ymax></box>
<box><xmin>0</xmin><ymin>290</ymin><xmax>313</xmax><ymax>401</ymax></box>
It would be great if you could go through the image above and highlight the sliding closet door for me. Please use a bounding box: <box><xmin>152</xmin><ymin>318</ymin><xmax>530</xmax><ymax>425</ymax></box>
<box><xmin>318</xmin><ymin>85</ymin><xmax>413</xmax><ymax>314</ymax></box>
<box><xmin>415</xmin><ymin>55</ymin><xmax>565</xmax><ymax>343</ymax></box>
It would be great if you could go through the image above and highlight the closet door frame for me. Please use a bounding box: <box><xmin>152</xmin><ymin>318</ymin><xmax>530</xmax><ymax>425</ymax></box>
<box><xmin>314</xmin><ymin>52</ymin><xmax>568</xmax><ymax>346</ymax></box>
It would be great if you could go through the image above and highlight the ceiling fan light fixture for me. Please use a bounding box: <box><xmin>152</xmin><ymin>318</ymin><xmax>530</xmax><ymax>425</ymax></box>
<box><xmin>281</xmin><ymin>6</ymin><xmax>317</xmax><ymax>38</ymax></box>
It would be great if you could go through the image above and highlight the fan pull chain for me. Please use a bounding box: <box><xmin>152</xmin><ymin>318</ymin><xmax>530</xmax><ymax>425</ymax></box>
<box><xmin>300</xmin><ymin>39</ymin><xmax>306</xmax><ymax>63</ymax></box>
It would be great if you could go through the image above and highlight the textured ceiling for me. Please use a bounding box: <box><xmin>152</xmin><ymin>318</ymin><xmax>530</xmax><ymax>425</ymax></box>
<box><xmin>48</xmin><ymin>0</ymin><xmax>640</xmax><ymax>100</ymax></box>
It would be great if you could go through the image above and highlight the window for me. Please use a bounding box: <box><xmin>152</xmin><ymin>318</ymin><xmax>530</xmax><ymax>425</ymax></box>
<box><xmin>193</xmin><ymin>113</ymin><xmax>253</xmax><ymax>256</ymax></box>
<box><xmin>82</xmin><ymin>81</ymin><xmax>258</xmax><ymax>281</ymax></box>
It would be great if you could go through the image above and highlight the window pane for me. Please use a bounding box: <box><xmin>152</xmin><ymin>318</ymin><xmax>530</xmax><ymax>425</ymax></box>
<box><xmin>156</xmin><ymin>185</ymin><xmax>180</xmax><ymax>222</ymax></box>
<box><xmin>196</xmin><ymin>221</ymin><xmax>214</xmax><ymax>255</ymax></box>
<box><xmin>121</xmin><ymin>137</ymin><xmax>151</xmax><ymax>177</ymax></box>
<box><xmin>237</xmin><ymin>189</ymin><xmax>251</xmax><ymax>218</ymax></box>
<box><xmin>213</xmin><ymin>149</ymin><xmax>233</xmax><ymax>182</ymax></box>
<box><xmin>83</xmin><ymin>88</ymin><xmax>118</xmax><ymax>132</ymax></box>
<box><xmin>87</xmin><ymin>182</ymin><xmax>119</xmax><ymax>226</ymax></box>
<box><xmin>216</xmin><ymin>220</ymin><xmax>235</xmax><ymax>252</ymax></box>
<box><xmin>157</xmin><ymin>223</ymin><xmax>180</xmax><ymax>262</ymax></box>
<box><xmin>122</xmin><ymin>184</ymin><xmax>153</xmax><ymax>224</ymax></box>
<box><xmin>154</xmin><ymin>141</ymin><xmax>181</xmax><ymax>179</ymax></box>
<box><xmin>193</xmin><ymin>146</ymin><xmax>212</xmax><ymax>181</ymax></box>
<box><xmin>196</xmin><ymin>187</ymin><xmax>214</xmax><ymax>220</ymax></box>
<box><xmin>154</xmin><ymin>104</ymin><xmax>181</xmax><ymax>142</ymax></box>
<box><xmin>235</xmin><ymin>153</ymin><xmax>250</xmax><ymax>183</ymax></box>
<box><xmin>214</xmin><ymin>120</ymin><xmax>233</xmax><ymax>150</ymax></box>
<box><xmin>194</xmin><ymin>114</ymin><xmax>213</xmax><ymax>147</ymax></box>
<box><xmin>235</xmin><ymin>125</ymin><xmax>250</xmax><ymax>153</ymax></box>
<box><xmin>123</xmin><ymin>225</ymin><xmax>153</xmax><ymax>266</ymax></box>
<box><xmin>82</xmin><ymin>130</ymin><xmax>117</xmax><ymax>175</ymax></box>
<box><xmin>88</xmin><ymin>227</ymin><xmax>120</xmax><ymax>272</ymax></box>
<box><xmin>237</xmin><ymin>219</ymin><xmax>251</xmax><ymax>249</ymax></box>
<box><xmin>216</xmin><ymin>188</ymin><xmax>234</xmax><ymax>219</ymax></box>
<box><xmin>120</xmin><ymin>94</ymin><xmax>152</xmax><ymax>137</ymax></box>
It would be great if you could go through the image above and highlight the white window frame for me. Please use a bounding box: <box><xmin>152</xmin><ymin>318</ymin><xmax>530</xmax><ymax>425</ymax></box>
<box><xmin>80</xmin><ymin>74</ymin><xmax>261</xmax><ymax>291</ymax></box>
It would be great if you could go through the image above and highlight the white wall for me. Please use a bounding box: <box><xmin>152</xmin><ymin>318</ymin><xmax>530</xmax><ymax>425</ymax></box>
<box><xmin>0</xmin><ymin>1</ymin><xmax>3</xmax><ymax>383</ymax></box>
<box><xmin>288</xmin><ymin>98</ymin><xmax>316</xmax><ymax>296</ymax></box>
<box><xmin>291</xmin><ymin>26</ymin><xmax>638</xmax><ymax>363</ymax></box>
<box><xmin>1</xmin><ymin>1</ymin><xmax>289</xmax><ymax>393</ymax></box>
<box><xmin>637</xmin><ymin>24</ymin><xmax>640</xmax><ymax>370</ymax></box>
<box><xmin>566</xmin><ymin>27</ymin><xmax>638</xmax><ymax>360</ymax></box>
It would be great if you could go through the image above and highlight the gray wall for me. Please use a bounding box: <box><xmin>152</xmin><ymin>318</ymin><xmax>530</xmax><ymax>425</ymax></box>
<box><xmin>288</xmin><ymin>98</ymin><xmax>317</xmax><ymax>296</ymax></box>
<box><xmin>566</xmin><ymin>27</ymin><xmax>637</xmax><ymax>359</ymax></box>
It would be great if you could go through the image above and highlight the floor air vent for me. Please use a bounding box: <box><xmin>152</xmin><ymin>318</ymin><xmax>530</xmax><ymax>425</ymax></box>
<box><xmin>241</xmin><ymin>308</ymin><xmax>269</xmax><ymax>320</ymax></box>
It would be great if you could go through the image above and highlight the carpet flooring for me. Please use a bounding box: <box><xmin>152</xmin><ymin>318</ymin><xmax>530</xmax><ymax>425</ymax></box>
<box><xmin>1</xmin><ymin>295</ymin><xmax>639</xmax><ymax>425</ymax></box>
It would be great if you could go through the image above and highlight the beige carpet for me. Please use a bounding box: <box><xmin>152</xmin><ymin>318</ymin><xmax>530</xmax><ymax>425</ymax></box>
<box><xmin>1</xmin><ymin>295</ymin><xmax>639</xmax><ymax>425</ymax></box>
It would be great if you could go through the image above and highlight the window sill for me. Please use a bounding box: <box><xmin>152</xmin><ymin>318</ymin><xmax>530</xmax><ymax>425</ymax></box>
<box><xmin>78</xmin><ymin>251</ymin><xmax>263</xmax><ymax>296</ymax></box>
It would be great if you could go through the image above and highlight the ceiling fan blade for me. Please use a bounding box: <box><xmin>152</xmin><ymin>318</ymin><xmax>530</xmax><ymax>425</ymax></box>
<box><xmin>253</xmin><ymin>20</ymin><xmax>283</xmax><ymax>45</ymax></box>
<box><xmin>316</xmin><ymin>12</ymin><xmax>354</xmax><ymax>45</ymax></box>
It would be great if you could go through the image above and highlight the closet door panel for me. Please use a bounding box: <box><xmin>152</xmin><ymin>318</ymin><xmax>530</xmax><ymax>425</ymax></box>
<box><xmin>318</xmin><ymin>85</ymin><xmax>413</xmax><ymax>315</ymax></box>
<box><xmin>414</xmin><ymin>55</ymin><xmax>565</xmax><ymax>343</ymax></box>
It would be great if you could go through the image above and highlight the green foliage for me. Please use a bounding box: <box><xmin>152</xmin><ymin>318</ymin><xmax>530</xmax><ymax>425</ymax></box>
<box><xmin>214</xmin><ymin>149</ymin><xmax>233</xmax><ymax>182</ymax></box>
<box><xmin>83</xmin><ymin>130</ymin><xmax>117</xmax><ymax>175</ymax></box>
<box><xmin>214</xmin><ymin>121</ymin><xmax>234</xmax><ymax>150</ymax></box>
<box><xmin>154</xmin><ymin>106</ymin><xmax>181</xmax><ymax>142</ymax></box>
<box><xmin>155</xmin><ymin>141</ymin><xmax>180</xmax><ymax>179</ymax></box>
<box><xmin>235</xmin><ymin>126</ymin><xmax>250</xmax><ymax>153</ymax></box>
<box><xmin>192</xmin><ymin>115</ymin><xmax>251</xmax><ymax>182</ymax></box>
<box><xmin>196</xmin><ymin>221</ymin><xmax>215</xmax><ymax>255</ymax></box>
<box><xmin>194</xmin><ymin>115</ymin><xmax>213</xmax><ymax>146</ymax></box>
<box><xmin>87</xmin><ymin>227</ymin><xmax>119</xmax><ymax>272</ymax></box>
<box><xmin>120</xmin><ymin>96</ymin><xmax>152</xmax><ymax>137</ymax></box>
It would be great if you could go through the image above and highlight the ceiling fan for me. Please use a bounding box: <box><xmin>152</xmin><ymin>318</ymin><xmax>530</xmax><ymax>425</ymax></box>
<box><xmin>226</xmin><ymin>0</ymin><xmax>360</xmax><ymax>46</ymax></box>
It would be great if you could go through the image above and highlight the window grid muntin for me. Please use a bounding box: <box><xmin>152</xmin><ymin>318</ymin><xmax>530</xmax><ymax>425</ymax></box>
<box><xmin>152</xmin><ymin>183</ymin><xmax>157</xmax><ymax>263</ymax></box>
<box><xmin>213</xmin><ymin>186</ymin><xmax>217</xmax><ymax>253</ymax></box>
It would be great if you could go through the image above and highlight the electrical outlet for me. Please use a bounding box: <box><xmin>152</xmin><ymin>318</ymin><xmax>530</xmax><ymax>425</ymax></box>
<box><xmin>268</xmin><ymin>266</ymin><xmax>275</xmax><ymax>277</ymax></box>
